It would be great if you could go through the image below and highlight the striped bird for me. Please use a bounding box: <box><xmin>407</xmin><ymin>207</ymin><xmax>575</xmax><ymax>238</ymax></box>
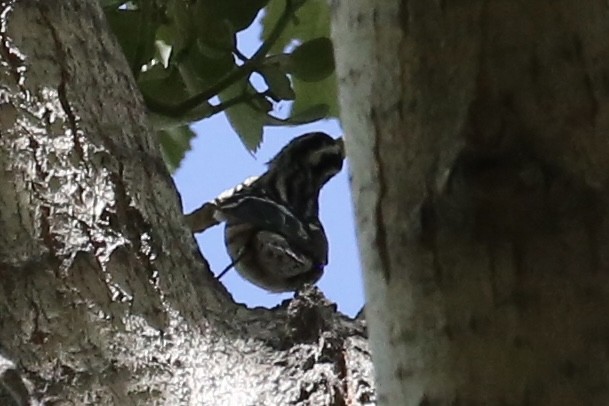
<box><xmin>212</xmin><ymin>132</ymin><xmax>344</xmax><ymax>292</ymax></box>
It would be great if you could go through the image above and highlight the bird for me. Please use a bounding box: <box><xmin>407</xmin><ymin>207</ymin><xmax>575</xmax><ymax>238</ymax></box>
<box><xmin>210</xmin><ymin>132</ymin><xmax>345</xmax><ymax>292</ymax></box>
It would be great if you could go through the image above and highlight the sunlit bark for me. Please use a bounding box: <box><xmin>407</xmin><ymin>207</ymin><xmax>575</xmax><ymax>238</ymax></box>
<box><xmin>0</xmin><ymin>1</ymin><xmax>373</xmax><ymax>404</ymax></box>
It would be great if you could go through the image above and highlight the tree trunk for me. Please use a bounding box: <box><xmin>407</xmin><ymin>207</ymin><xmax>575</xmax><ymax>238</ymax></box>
<box><xmin>333</xmin><ymin>0</ymin><xmax>609</xmax><ymax>404</ymax></box>
<box><xmin>0</xmin><ymin>1</ymin><xmax>373</xmax><ymax>404</ymax></box>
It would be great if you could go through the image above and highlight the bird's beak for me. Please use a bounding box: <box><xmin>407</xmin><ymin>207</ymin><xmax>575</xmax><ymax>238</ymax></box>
<box><xmin>335</xmin><ymin>137</ymin><xmax>345</xmax><ymax>158</ymax></box>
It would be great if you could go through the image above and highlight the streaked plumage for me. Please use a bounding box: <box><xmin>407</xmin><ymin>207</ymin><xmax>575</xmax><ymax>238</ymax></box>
<box><xmin>213</xmin><ymin>132</ymin><xmax>344</xmax><ymax>292</ymax></box>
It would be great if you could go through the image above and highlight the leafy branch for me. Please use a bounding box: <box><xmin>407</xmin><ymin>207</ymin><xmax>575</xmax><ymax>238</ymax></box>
<box><xmin>145</xmin><ymin>0</ymin><xmax>298</xmax><ymax>118</ymax></box>
<box><xmin>105</xmin><ymin>0</ymin><xmax>336</xmax><ymax>166</ymax></box>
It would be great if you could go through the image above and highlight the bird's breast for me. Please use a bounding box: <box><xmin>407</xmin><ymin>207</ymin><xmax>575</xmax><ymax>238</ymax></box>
<box><xmin>224</xmin><ymin>222</ymin><xmax>324</xmax><ymax>292</ymax></box>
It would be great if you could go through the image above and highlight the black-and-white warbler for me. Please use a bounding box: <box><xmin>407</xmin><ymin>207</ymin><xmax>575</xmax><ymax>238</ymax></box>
<box><xmin>198</xmin><ymin>132</ymin><xmax>344</xmax><ymax>292</ymax></box>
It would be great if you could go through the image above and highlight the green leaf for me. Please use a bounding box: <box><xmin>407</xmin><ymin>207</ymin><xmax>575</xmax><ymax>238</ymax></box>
<box><xmin>193</xmin><ymin>1</ymin><xmax>236</xmax><ymax>52</ymax></box>
<box><xmin>261</xmin><ymin>0</ymin><xmax>331</xmax><ymax>54</ymax></box>
<box><xmin>198</xmin><ymin>0</ymin><xmax>269</xmax><ymax>33</ymax></box>
<box><xmin>292</xmin><ymin>72</ymin><xmax>339</xmax><ymax>117</ymax></box>
<box><xmin>165</xmin><ymin>0</ymin><xmax>195</xmax><ymax>57</ymax></box>
<box><xmin>227</xmin><ymin>0</ymin><xmax>269</xmax><ymax>31</ymax></box>
<box><xmin>178</xmin><ymin>46</ymin><xmax>236</xmax><ymax>94</ymax></box>
<box><xmin>261</xmin><ymin>0</ymin><xmax>338</xmax><ymax>118</ymax></box>
<box><xmin>192</xmin><ymin>0</ymin><xmax>268</xmax><ymax>57</ymax></box>
<box><xmin>158</xmin><ymin>125</ymin><xmax>196</xmax><ymax>172</ymax></box>
<box><xmin>156</xmin><ymin>22</ymin><xmax>188</xmax><ymax>61</ymax></box>
<box><xmin>287</xmin><ymin>37</ymin><xmax>334</xmax><ymax>82</ymax></box>
<box><xmin>139</xmin><ymin>65</ymin><xmax>190</xmax><ymax>105</ymax></box>
<box><xmin>219</xmin><ymin>82</ymin><xmax>266</xmax><ymax>152</ymax></box>
<box><xmin>105</xmin><ymin>8</ymin><xmax>158</xmax><ymax>74</ymax></box>
<box><xmin>258</xmin><ymin>65</ymin><xmax>295</xmax><ymax>101</ymax></box>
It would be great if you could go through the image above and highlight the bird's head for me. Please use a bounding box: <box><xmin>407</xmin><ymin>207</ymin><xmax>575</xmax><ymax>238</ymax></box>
<box><xmin>266</xmin><ymin>132</ymin><xmax>345</xmax><ymax>193</ymax></box>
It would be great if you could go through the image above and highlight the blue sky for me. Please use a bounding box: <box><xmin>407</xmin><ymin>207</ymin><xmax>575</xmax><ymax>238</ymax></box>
<box><xmin>172</xmin><ymin>16</ymin><xmax>364</xmax><ymax>316</ymax></box>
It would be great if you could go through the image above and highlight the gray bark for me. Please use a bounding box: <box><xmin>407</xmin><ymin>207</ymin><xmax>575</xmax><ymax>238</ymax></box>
<box><xmin>332</xmin><ymin>0</ymin><xmax>609</xmax><ymax>404</ymax></box>
<box><xmin>0</xmin><ymin>1</ymin><xmax>373</xmax><ymax>404</ymax></box>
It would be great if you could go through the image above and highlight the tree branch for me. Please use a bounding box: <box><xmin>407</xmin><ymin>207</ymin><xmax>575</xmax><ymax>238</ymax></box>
<box><xmin>146</xmin><ymin>0</ymin><xmax>296</xmax><ymax>117</ymax></box>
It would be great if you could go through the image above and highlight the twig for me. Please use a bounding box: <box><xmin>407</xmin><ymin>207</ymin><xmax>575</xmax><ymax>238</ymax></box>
<box><xmin>208</xmin><ymin>92</ymin><xmax>259</xmax><ymax>115</ymax></box>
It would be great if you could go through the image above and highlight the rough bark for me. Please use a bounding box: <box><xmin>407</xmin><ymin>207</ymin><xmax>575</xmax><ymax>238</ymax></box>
<box><xmin>333</xmin><ymin>0</ymin><xmax>609</xmax><ymax>404</ymax></box>
<box><xmin>0</xmin><ymin>1</ymin><xmax>373</xmax><ymax>404</ymax></box>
